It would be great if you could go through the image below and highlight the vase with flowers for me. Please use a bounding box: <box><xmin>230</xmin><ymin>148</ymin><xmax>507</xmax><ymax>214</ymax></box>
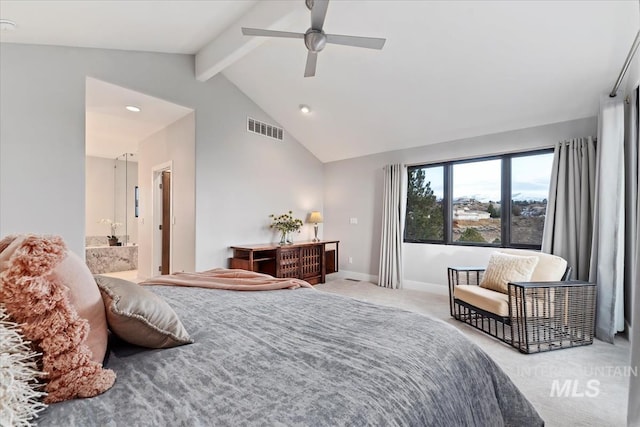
<box><xmin>99</xmin><ymin>219</ymin><xmax>123</xmax><ymax>246</ymax></box>
<box><xmin>269</xmin><ymin>211</ymin><xmax>303</xmax><ymax>245</ymax></box>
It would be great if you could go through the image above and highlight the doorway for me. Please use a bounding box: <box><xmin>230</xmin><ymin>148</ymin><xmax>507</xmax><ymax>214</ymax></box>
<box><xmin>85</xmin><ymin>77</ymin><xmax>195</xmax><ymax>280</ymax></box>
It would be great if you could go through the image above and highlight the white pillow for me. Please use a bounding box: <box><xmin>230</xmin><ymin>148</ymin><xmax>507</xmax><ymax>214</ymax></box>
<box><xmin>498</xmin><ymin>249</ymin><xmax>568</xmax><ymax>281</ymax></box>
<box><xmin>480</xmin><ymin>252</ymin><xmax>539</xmax><ymax>294</ymax></box>
<box><xmin>0</xmin><ymin>305</ymin><xmax>47</xmax><ymax>425</ymax></box>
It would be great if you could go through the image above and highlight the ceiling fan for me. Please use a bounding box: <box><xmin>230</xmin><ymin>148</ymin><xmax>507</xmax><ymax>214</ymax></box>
<box><xmin>241</xmin><ymin>0</ymin><xmax>386</xmax><ymax>77</ymax></box>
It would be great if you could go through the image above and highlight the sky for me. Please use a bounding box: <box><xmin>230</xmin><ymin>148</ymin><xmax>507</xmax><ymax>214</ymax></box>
<box><xmin>417</xmin><ymin>152</ymin><xmax>554</xmax><ymax>202</ymax></box>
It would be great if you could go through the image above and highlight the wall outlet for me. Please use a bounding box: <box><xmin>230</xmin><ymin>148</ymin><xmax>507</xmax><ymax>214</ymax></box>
<box><xmin>349</xmin><ymin>217</ymin><xmax>358</xmax><ymax>225</ymax></box>
<box><xmin>348</xmin><ymin>256</ymin><xmax>353</xmax><ymax>264</ymax></box>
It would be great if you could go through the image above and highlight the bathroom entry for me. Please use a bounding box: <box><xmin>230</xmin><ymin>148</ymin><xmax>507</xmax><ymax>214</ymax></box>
<box><xmin>86</xmin><ymin>77</ymin><xmax>195</xmax><ymax>279</ymax></box>
<box><xmin>153</xmin><ymin>164</ymin><xmax>172</xmax><ymax>276</ymax></box>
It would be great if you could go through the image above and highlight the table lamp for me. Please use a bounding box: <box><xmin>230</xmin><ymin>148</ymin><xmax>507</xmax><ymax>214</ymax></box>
<box><xmin>308</xmin><ymin>211</ymin><xmax>323</xmax><ymax>242</ymax></box>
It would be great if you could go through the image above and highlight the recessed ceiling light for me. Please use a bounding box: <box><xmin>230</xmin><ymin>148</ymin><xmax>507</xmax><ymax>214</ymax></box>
<box><xmin>299</xmin><ymin>104</ymin><xmax>311</xmax><ymax>114</ymax></box>
<box><xmin>125</xmin><ymin>105</ymin><xmax>141</xmax><ymax>112</ymax></box>
<box><xmin>0</xmin><ymin>19</ymin><xmax>17</xmax><ymax>31</ymax></box>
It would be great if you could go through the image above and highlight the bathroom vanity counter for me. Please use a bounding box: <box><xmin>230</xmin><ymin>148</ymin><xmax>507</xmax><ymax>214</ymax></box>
<box><xmin>86</xmin><ymin>245</ymin><xmax>138</xmax><ymax>274</ymax></box>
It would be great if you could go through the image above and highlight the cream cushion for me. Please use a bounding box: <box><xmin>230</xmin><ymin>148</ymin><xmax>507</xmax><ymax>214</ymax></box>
<box><xmin>95</xmin><ymin>275</ymin><xmax>193</xmax><ymax>348</ymax></box>
<box><xmin>498</xmin><ymin>249</ymin><xmax>568</xmax><ymax>282</ymax></box>
<box><xmin>454</xmin><ymin>284</ymin><xmax>555</xmax><ymax>317</ymax></box>
<box><xmin>479</xmin><ymin>252</ymin><xmax>539</xmax><ymax>294</ymax></box>
<box><xmin>454</xmin><ymin>285</ymin><xmax>510</xmax><ymax>316</ymax></box>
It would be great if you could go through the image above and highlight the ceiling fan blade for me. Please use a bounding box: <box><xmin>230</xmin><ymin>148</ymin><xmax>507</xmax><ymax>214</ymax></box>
<box><xmin>304</xmin><ymin>51</ymin><xmax>318</xmax><ymax>77</ymax></box>
<box><xmin>310</xmin><ymin>0</ymin><xmax>329</xmax><ymax>30</ymax></box>
<box><xmin>241</xmin><ymin>28</ymin><xmax>304</xmax><ymax>39</ymax></box>
<box><xmin>325</xmin><ymin>33</ymin><xmax>386</xmax><ymax>50</ymax></box>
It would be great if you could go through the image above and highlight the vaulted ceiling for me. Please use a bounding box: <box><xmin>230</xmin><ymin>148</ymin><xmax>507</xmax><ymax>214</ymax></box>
<box><xmin>1</xmin><ymin>1</ymin><xmax>637</xmax><ymax>162</ymax></box>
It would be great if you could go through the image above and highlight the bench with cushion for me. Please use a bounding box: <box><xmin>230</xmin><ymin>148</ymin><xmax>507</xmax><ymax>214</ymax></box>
<box><xmin>448</xmin><ymin>249</ymin><xmax>589</xmax><ymax>353</ymax></box>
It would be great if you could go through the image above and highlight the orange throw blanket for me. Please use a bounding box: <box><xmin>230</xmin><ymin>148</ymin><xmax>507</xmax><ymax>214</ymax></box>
<box><xmin>139</xmin><ymin>268</ymin><xmax>313</xmax><ymax>291</ymax></box>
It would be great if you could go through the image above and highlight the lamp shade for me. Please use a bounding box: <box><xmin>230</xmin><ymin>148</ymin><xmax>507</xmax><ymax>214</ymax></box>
<box><xmin>308</xmin><ymin>211</ymin><xmax>323</xmax><ymax>224</ymax></box>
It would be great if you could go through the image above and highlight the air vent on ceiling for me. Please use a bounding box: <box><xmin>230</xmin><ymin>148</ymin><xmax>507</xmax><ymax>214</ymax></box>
<box><xmin>247</xmin><ymin>117</ymin><xmax>283</xmax><ymax>141</ymax></box>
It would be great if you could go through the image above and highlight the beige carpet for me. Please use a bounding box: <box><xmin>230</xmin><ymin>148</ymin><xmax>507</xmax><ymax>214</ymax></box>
<box><xmin>316</xmin><ymin>279</ymin><xmax>630</xmax><ymax>427</ymax></box>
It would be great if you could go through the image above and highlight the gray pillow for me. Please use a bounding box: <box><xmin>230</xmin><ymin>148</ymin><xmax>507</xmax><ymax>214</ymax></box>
<box><xmin>94</xmin><ymin>275</ymin><xmax>193</xmax><ymax>348</ymax></box>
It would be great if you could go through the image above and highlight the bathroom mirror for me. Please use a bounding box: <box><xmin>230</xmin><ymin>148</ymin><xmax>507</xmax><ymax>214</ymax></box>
<box><xmin>85</xmin><ymin>154</ymin><xmax>138</xmax><ymax>247</ymax></box>
<box><xmin>113</xmin><ymin>153</ymin><xmax>138</xmax><ymax>245</ymax></box>
<box><xmin>85</xmin><ymin>153</ymin><xmax>139</xmax><ymax>275</ymax></box>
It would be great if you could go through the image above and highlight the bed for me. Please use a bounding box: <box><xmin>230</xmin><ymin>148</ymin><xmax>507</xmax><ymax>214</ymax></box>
<box><xmin>39</xmin><ymin>284</ymin><xmax>543</xmax><ymax>426</ymax></box>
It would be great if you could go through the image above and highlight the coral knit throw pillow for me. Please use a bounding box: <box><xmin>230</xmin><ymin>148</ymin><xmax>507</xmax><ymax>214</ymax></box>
<box><xmin>0</xmin><ymin>234</ymin><xmax>116</xmax><ymax>403</ymax></box>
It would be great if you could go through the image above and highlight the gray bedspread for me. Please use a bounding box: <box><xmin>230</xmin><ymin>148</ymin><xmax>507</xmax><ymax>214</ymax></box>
<box><xmin>40</xmin><ymin>286</ymin><xmax>543</xmax><ymax>427</ymax></box>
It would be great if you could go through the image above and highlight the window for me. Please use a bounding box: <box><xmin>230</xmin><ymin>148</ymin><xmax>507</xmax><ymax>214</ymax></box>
<box><xmin>404</xmin><ymin>149</ymin><xmax>553</xmax><ymax>249</ymax></box>
<box><xmin>510</xmin><ymin>152</ymin><xmax>554</xmax><ymax>246</ymax></box>
<box><xmin>452</xmin><ymin>159</ymin><xmax>502</xmax><ymax>245</ymax></box>
<box><xmin>405</xmin><ymin>165</ymin><xmax>444</xmax><ymax>242</ymax></box>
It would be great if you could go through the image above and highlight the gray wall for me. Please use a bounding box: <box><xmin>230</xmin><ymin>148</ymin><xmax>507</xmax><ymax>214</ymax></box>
<box><xmin>0</xmin><ymin>42</ymin><xmax>602</xmax><ymax>288</ymax></box>
<box><xmin>324</xmin><ymin>117</ymin><xmax>597</xmax><ymax>288</ymax></box>
<box><xmin>624</xmin><ymin>56</ymin><xmax>639</xmax><ymax>332</ymax></box>
<box><xmin>0</xmin><ymin>43</ymin><xmax>324</xmax><ymax>267</ymax></box>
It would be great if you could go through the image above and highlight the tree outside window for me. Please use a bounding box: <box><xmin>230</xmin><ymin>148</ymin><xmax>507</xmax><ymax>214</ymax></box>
<box><xmin>403</xmin><ymin>149</ymin><xmax>553</xmax><ymax>249</ymax></box>
<box><xmin>405</xmin><ymin>166</ymin><xmax>444</xmax><ymax>242</ymax></box>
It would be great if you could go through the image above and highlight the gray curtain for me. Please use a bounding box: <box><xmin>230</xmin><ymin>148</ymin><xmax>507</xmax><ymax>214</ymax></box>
<box><xmin>378</xmin><ymin>164</ymin><xmax>404</xmax><ymax>289</ymax></box>
<box><xmin>627</xmin><ymin>87</ymin><xmax>639</xmax><ymax>427</ymax></box>
<box><xmin>590</xmin><ymin>95</ymin><xmax>626</xmax><ymax>343</ymax></box>
<box><xmin>541</xmin><ymin>137</ymin><xmax>596</xmax><ymax>281</ymax></box>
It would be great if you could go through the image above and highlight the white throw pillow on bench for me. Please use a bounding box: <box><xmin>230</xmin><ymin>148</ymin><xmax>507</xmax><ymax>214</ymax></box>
<box><xmin>479</xmin><ymin>252</ymin><xmax>539</xmax><ymax>294</ymax></box>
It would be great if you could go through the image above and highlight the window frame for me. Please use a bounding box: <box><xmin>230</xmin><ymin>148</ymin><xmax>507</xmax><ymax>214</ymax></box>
<box><xmin>404</xmin><ymin>161</ymin><xmax>447</xmax><ymax>244</ymax></box>
<box><xmin>403</xmin><ymin>148</ymin><xmax>553</xmax><ymax>250</ymax></box>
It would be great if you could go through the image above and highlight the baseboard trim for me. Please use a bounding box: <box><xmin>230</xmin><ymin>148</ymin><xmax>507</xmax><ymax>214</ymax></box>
<box><xmin>327</xmin><ymin>271</ymin><xmax>447</xmax><ymax>295</ymax></box>
<box><xmin>402</xmin><ymin>279</ymin><xmax>448</xmax><ymax>295</ymax></box>
<box><xmin>329</xmin><ymin>270</ymin><xmax>377</xmax><ymax>283</ymax></box>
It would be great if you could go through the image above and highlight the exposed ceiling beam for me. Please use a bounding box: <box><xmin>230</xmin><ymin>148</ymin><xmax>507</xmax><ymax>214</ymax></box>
<box><xmin>195</xmin><ymin>0</ymin><xmax>306</xmax><ymax>82</ymax></box>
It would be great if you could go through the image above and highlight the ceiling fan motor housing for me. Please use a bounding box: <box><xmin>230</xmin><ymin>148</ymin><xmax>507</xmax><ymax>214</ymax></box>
<box><xmin>305</xmin><ymin>29</ymin><xmax>326</xmax><ymax>53</ymax></box>
<box><xmin>241</xmin><ymin>0</ymin><xmax>385</xmax><ymax>77</ymax></box>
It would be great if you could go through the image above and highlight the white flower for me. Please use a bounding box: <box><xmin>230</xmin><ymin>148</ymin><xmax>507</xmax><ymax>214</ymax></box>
<box><xmin>98</xmin><ymin>219</ymin><xmax>122</xmax><ymax>237</ymax></box>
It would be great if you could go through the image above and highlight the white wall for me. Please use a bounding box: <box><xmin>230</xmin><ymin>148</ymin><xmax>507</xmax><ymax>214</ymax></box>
<box><xmin>86</xmin><ymin>156</ymin><xmax>138</xmax><ymax>243</ymax></box>
<box><xmin>0</xmin><ymin>44</ymin><xmax>323</xmax><ymax>264</ymax></box>
<box><xmin>137</xmin><ymin>113</ymin><xmax>195</xmax><ymax>279</ymax></box>
<box><xmin>194</xmin><ymin>81</ymin><xmax>324</xmax><ymax>270</ymax></box>
<box><xmin>323</xmin><ymin>117</ymin><xmax>597</xmax><ymax>288</ymax></box>
<box><xmin>86</xmin><ymin>156</ymin><xmax>117</xmax><ymax>239</ymax></box>
<box><xmin>623</xmin><ymin>42</ymin><xmax>639</xmax><ymax>96</ymax></box>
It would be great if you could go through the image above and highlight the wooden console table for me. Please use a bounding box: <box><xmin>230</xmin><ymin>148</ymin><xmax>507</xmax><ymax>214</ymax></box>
<box><xmin>229</xmin><ymin>240</ymin><xmax>339</xmax><ymax>285</ymax></box>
